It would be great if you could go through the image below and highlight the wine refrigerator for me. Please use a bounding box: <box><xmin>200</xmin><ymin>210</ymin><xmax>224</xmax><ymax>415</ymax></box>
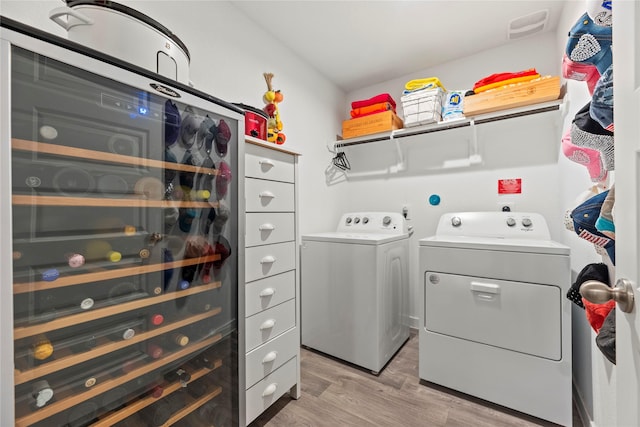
<box><xmin>1</xmin><ymin>16</ymin><xmax>245</xmax><ymax>427</ymax></box>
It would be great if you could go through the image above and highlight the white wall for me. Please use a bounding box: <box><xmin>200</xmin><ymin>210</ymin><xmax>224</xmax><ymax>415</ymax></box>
<box><xmin>0</xmin><ymin>0</ymin><xmax>350</xmax><ymax>235</ymax></box>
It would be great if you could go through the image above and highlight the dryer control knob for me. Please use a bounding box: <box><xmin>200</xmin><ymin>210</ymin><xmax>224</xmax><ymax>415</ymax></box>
<box><xmin>382</xmin><ymin>216</ymin><xmax>392</xmax><ymax>226</ymax></box>
<box><xmin>354</xmin><ymin>217</ymin><xmax>361</xmax><ymax>224</ymax></box>
<box><xmin>345</xmin><ymin>217</ymin><xmax>352</xmax><ymax>224</ymax></box>
<box><xmin>506</xmin><ymin>217</ymin><xmax>516</xmax><ymax>227</ymax></box>
<box><xmin>451</xmin><ymin>216</ymin><xmax>462</xmax><ymax>227</ymax></box>
<box><xmin>522</xmin><ymin>218</ymin><xmax>532</xmax><ymax>227</ymax></box>
<box><xmin>362</xmin><ymin>217</ymin><xmax>369</xmax><ymax>224</ymax></box>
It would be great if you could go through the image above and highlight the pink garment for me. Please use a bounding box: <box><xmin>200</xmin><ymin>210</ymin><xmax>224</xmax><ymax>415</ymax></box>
<box><xmin>562</xmin><ymin>53</ymin><xmax>600</xmax><ymax>95</ymax></box>
<box><xmin>561</xmin><ymin>128</ymin><xmax>607</xmax><ymax>182</ymax></box>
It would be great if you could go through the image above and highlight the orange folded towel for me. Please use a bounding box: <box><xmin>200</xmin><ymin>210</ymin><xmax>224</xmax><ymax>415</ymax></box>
<box><xmin>350</xmin><ymin>102</ymin><xmax>395</xmax><ymax>118</ymax></box>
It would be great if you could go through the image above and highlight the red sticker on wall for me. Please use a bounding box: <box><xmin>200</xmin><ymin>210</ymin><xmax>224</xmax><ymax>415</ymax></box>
<box><xmin>498</xmin><ymin>178</ymin><xmax>522</xmax><ymax>194</ymax></box>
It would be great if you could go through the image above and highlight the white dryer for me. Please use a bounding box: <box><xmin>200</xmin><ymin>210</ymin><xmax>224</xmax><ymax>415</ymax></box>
<box><xmin>301</xmin><ymin>212</ymin><xmax>411</xmax><ymax>374</ymax></box>
<box><xmin>419</xmin><ymin>212</ymin><xmax>571</xmax><ymax>426</ymax></box>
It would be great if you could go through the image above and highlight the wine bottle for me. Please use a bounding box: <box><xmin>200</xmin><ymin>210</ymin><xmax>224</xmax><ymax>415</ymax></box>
<box><xmin>67</xmin><ymin>333</ymin><xmax>98</xmax><ymax>354</ymax></box>
<box><xmin>66</xmin><ymin>400</ymin><xmax>98</xmax><ymax>427</ymax></box>
<box><xmin>163</xmin><ymin>367</ymin><xmax>191</xmax><ymax>384</ymax></box>
<box><xmin>106</xmin><ymin>317</ymin><xmax>145</xmax><ymax>341</ymax></box>
<box><xmin>186</xmin><ymin>379</ymin><xmax>208</xmax><ymax>398</ymax></box>
<box><xmin>139</xmin><ymin>399</ymin><xmax>172</xmax><ymax>427</ymax></box>
<box><xmin>31</xmin><ymin>379</ymin><xmax>53</xmax><ymax>408</ymax></box>
<box><xmin>31</xmin><ymin>335</ymin><xmax>54</xmax><ymax>362</ymax></box>
<box><xmin>84</xmin><ymin>240</ymin><xmax>122</xmax><ymax>263</ymax></box>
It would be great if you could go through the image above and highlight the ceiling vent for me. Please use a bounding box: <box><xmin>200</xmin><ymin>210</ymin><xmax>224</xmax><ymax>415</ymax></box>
<box><xmin>508</xmin><ymin>9</ymin><xmax>549</xmax><ymax>40</ymax></box>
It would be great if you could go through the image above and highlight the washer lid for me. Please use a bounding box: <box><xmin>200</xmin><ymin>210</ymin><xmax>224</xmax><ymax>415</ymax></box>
<box><xmin>302</xmin><ymin>232</ymin><xmax>409</xmax><ymax>245</ymax></box>
<box><xmin>419</xmin><ymin>235</ymin><xmax>570</xmax><ymax>255</ymax></box>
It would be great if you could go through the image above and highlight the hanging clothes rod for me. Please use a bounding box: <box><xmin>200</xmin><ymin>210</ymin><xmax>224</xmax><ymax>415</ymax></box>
<box><xmin>335</xmin><ymin>102</ymin><xmax>562</xmax><ymax>149</ymax></box>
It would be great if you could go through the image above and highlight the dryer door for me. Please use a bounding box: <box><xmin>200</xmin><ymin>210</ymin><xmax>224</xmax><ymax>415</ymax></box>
<box><xmin>425</xmin><ymin>272</ymin><xmax>561</xmax><ymax>360</ymax></box>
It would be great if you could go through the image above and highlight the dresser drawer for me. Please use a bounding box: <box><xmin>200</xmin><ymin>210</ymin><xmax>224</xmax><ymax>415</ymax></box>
<box><xmin>245</xmin><ymin>143</ymin><xmax>295</xmax><ymax>183</ymax></box>
<box><xmin>246</xmin><ymin>356</ymin><xmax>298</xmax><ymax>424</ymax></box>
<box><xmin>245</xmin><ymin>241</ymin><xmax>295</xmax><ymax>283</ymax></box>
<box><xmin>245</xmin><ymin>270</ymin><xmax>296</xmax><ymax>317</ymax></box>
<box><xmin>246</xmin><ymin>327</ymin><xmax>299</xmax><ymax>388</ymax></box>
<box><xmin>246</xmin><ymin>212</ymin><xmax>295</xmax><ymax>247</ymax></box>
<box><xmin>245</xmin><ymin>299</ymin><xmax>296</xmax><ymax>352</ymax></box>
<box><xmin>245</xmin><ymin>178</ymin><xmax>294</xmax><ymax>213</ymax></box>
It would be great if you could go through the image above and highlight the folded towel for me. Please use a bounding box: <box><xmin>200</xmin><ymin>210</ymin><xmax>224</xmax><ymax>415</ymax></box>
<box><xmin>350</xmin><ymin>102</ymin><xmax>395</xmax><ymax>118</ymax></box>
<box><xmin>351</xmin><ymin>93</ymin><xmax>396</xmax><ymax>110</ymax></box>
<box><xmin>404</xmin><ymin>77</ymin><xmax>445</xmax><ymax>92</ymax></box>
<box><xmin>473</xmin><ymin>69</ymin><xmax>539</xmax><ymax>93</ymax></box>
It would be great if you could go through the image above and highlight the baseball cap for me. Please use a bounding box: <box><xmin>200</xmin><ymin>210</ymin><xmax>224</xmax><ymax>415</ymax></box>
<box><xmin>566</xmin><ymin>12</ymin><xmax>612</xmax><ymax>75</ymax></box>
<box><xmin>590</xmin><ymin>64</ymin><xmax>614</xmax><ymax>132</ymax></box>
<box><xmin>561</xmin><ymin>128</ymin><xmax>607</xmax><ymax>182</ymax></box>
<box><xmin>215</xmin><ymin>119</ymin><xmax>232</xmax><ymax>158</ymax></box>
<box><xmin>571</xmin><ymin>102</ymin><xmax>614</xmax><ymax>171</ymax></box>
<box><xmin>562</xmin><ymin>53</ymin><xmax>600</xmax><ymax>95</ymax></box>
<box><xmin>216</xmin><ymin>161</ymin><xmax>232</xmax><ymax>200</ymax></box>
<box><xmin>570</xmin><ymin>190</ymin><xmax>615</xmax><ymax>264</ymax></box>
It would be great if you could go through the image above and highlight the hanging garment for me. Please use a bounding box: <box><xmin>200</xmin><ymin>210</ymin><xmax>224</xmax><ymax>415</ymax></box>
<box><xmin>561</xmin><ymin>53</ymin><xmax>601</xmax><ymax>95</ymax></box>
<box><xmin>566</xmin><ymin>262</ymin><xmax>609</xmax><ymax>309</ymax></box>
<box><xmin>595</xmin><ymin>307</ymin><xmax>616</xmax><ymax>364</ymax></box>
<box><xmin>596</xmin><ymin>184</ymin><xmax>615</xmax><ymax>239</ymax></box>
<box><xmin>571</xmin><ymin>102</ymin><xmax>615</xmax><ymax>171</ymax></box>
<box><xmin>561</xmin><ymin>127</ymin><xmax>608</xmax><ymax>182</ymax></box>
<box><xmin>566</xmin><ymin>12</ymin><xmax>612</xmax><ymax>75</ymax></box>
<box><xmin>570</xmin><ymin>190</ymin><xmax>615</xmax><ymax>264</ymax></box>
<box><xmin>586</xmin><ymin>0</ymin><xmax>613</xmax><ymax>27</ymax></box>
<box><xmin>582</xmin><ymin>298</ymin><xmax>615</xmax><ymax>333</ymax></box>
<box><xmin>590</xmin><ymin>64</ymin><xmax>614</xmax><ymax>132</ymax></box>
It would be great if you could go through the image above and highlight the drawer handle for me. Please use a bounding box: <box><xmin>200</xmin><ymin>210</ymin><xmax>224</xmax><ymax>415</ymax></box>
<box><xmin>470</xmin><ymin>281</ymin><xmax>500</xmax><ymax>294</ymax></box>
<box><xmin>260</xmin><ymin>319</ymin><xmax>276</xmax><ymax>330</ymax></box>
<box><xmin>259</xmin><ymin>223</ymin><xmax>275</xmax><ymax>231</ymax></box>
<box><xmin>262</xmin><ymin>351</ymin><xmax>278</xmax><ymax>364</ymax></box>
<box><xmin>259</xmin><ymin>159</ymin><xmax>275</xmax><ymax>168</ymax></box>
<box><xmin>262</xmin><ymin>383</ymin><xmax>278</xmax><ymax>397</ymax></box>
<box><xmin>260</xmin><ymin>256</ymin><xmax>276</xmax><ymax>264</ymax></box>
<box><xmin>259</xmin><ymin>191</ymin><xmax>275</xmax><ymax>199</ymax></box>
<box><xmin>259</xmin><ymin>287</ymin><xmax>276</xmax><ymax>297</ymax></box>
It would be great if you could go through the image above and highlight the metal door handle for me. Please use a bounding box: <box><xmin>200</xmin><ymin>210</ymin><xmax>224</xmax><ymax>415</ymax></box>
<box><xmin>581</xmin><ymin>278</ymin><xmax>635</xmax><ymax>313</ymax></box>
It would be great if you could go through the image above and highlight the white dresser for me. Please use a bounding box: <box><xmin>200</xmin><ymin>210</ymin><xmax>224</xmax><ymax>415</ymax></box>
<box><xmin>243</xmin><ymin>137</ymin><xmax>301</xmax><ymax>425</ymax></box>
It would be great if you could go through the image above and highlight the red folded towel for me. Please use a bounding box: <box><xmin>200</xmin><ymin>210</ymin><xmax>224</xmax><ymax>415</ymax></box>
<box><xmin>472</xmin><ymin>69</ymin><xmax>539</xmax><ymax>92</ymax></box>
<box><xmin>351</xmin><ymin>93</ymin><xmax>396</xmax><ymax>110</ymax></box>
<box><xmin>350</xmin><ymin>102</ymin><xmax>395</xmax><ymax>118</ymax></box>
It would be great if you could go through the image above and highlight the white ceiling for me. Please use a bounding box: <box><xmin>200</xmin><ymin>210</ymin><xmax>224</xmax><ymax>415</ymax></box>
<box><xmin>231</xmin><ymin>1</ymin><xmax>567</xmax><ymax>93</ymax></box>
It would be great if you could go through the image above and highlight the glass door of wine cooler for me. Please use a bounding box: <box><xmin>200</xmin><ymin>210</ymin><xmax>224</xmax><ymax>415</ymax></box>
<box><xmin>1</xmin><ymin>18</ymin><xmax>243</xmax><ymax>427</ymax></box>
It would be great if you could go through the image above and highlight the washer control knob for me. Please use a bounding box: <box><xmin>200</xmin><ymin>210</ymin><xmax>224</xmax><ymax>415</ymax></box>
<box><xmin>506</xmin><ymin>217</ymin><xmax>516</xmax><ymax>227</ymax></box>
<box><xmin>382</xmin><ymin>216</ymin><xmax>392</xmax><ymax>226</ymax></box>
<box><xmin>522</xmin><ymin>218</ymin><xmax>533</xmax><ymax>227</ymax></box>
<box><xmin>354</xmin><ymin>217</ymin><xmax>361</xmax><ymax>224</ymax></box>
<box><xmin>345</xmin><ymin>217</ymin><xmax>352</xmax><ymax>224</ymax></box>
<box><xmin>362</xmin><ymin>217</ymin><xmax>369</xmax><ymax>224</ymax></box>
<box><xmin>451</xmin><ymin>216</ymin><xmax>462</xmax><ymax>227</ymax></box>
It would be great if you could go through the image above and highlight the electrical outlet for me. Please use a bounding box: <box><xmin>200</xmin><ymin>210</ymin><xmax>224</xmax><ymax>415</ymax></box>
<box><xmin>498</xmin><ymin>202</ymin><xmax>515</xmax><ymax>212</ymax></box>
<box><xmin>402</xmin><ymin>205</ymin><xmax>410</xmax><ymax>220</ymax></box>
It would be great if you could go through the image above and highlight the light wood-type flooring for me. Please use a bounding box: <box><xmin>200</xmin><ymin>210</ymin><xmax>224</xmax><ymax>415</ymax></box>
<box><xmin>249</xmin><ymin>331</ymin><xmax>584</xmax><ymax>427</ymax></box>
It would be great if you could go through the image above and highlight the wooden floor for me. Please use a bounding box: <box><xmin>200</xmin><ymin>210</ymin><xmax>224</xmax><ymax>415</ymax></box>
<box><xmin>249</xmin><ymin>331</ymin><xmax>584</xmax><ymax>427</ymax></box>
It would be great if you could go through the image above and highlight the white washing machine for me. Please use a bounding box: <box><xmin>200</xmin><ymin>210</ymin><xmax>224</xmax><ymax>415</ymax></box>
<box><xmin>419</xmin><ymin>212</ymin><xmax>571</xmax><ymax>426</ymax></box>
<box><xmin>301</xmin><ymin>212</ymin><xmax>411</xmax><ymax>374</ymax></box>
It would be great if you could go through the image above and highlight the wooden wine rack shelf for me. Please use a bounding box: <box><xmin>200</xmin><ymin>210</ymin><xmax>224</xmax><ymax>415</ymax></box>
<box><xmin>12</xmin><ymin>195</ymin><xmax>217</xmax><ymax>209</ymax></box>
<box><xmin>13</xmin><ymin>254</ymin><xmax>221</xmax><ymax>294</ymax></box>
<box><xmin>15</xmin><ymin>308</ymin><xmax>222</xmax><ymax>385</ymax></box>
<box><xmin>12</xmin><ymin>138</ymin><xmax>219</xmax><ymax>176</ymax></box>
<box><xmin>90</xmin><ymin>359</ymin><xmax>223</xmax><ymax>427</ymax></box>
<box><xmin>163</xmin><ymin>386</ymin><xmax>223</xmax><ymax>427</ymax></box>
<box><xmin>13</xmin><ymin>281</ymin><xmax>222</xmax><ymax>339</ymax></box>
<box><xmin>15</xmin><ymin>334</ymin><xmax>222</xmax><ymax>427</ymax></box>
